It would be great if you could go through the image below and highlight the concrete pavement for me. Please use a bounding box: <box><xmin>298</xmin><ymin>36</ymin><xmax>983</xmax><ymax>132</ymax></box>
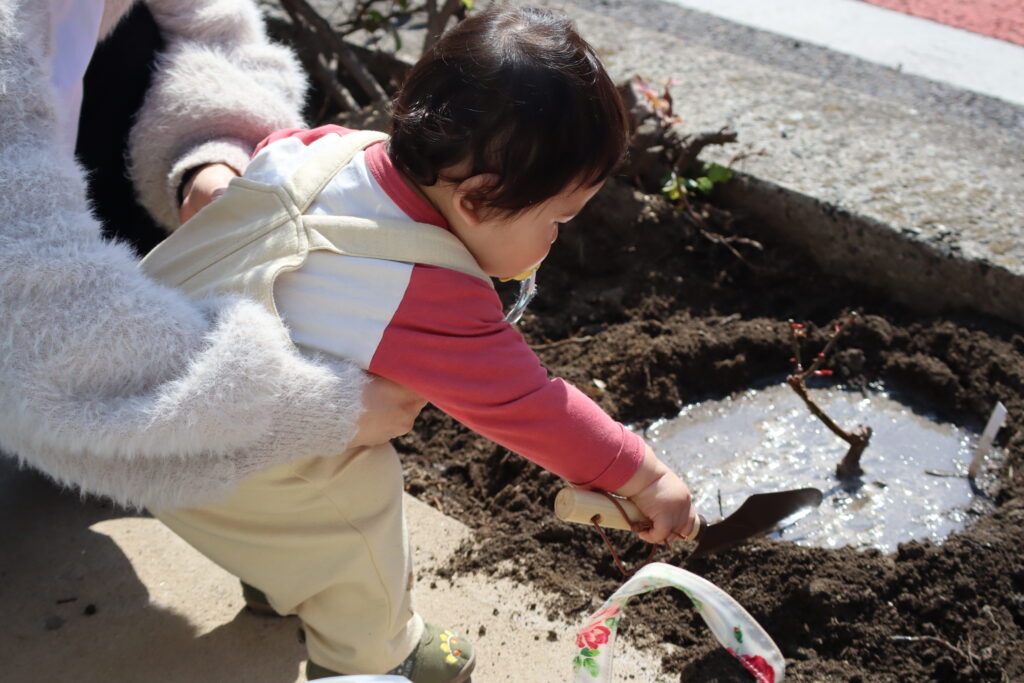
<box><xmin>660</xmin><ymin>0</ymin><xmax>1024</xmax><ymax>105</ymax></box>
<box><xmin>0</xmin><ymin>460</ymin><xmax>667</xmax><ymax>682</ymax></box>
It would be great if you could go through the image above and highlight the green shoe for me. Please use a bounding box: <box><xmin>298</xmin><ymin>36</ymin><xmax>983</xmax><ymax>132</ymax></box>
<box><xmin>306</xmin><ymin>622</ymin><xmax>476</xmax><ymax>683</ymax></box>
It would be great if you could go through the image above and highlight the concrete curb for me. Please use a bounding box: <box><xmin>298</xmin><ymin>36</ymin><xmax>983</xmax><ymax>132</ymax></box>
<box><xmin>716</xmin><ymin>172</ymin><xmax>1024</xmax><ymax>323</ymax></box>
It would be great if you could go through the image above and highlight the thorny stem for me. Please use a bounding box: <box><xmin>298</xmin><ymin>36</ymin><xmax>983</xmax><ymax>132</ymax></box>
<box><xmin>786</xmin><ymin>313</ymin><xmax>872</xmax><ymax>480</ymax></box>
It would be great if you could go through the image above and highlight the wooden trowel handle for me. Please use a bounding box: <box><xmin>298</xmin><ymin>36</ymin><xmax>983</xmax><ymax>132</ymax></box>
<box><xmin>556</xmin><ymin>488</ymin><xmax>703</xmax><ymax>540</ymax></box>
<box><xmin>554</xmin><ymin>488</ymin><xmax>645</xmax><ymax>530</ymax></box>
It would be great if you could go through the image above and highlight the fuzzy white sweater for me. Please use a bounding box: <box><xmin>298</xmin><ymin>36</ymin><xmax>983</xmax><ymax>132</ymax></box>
<box><xmin>0</xmin><ymin>0</ymin><xmax>367</xmax><ymax>508</ymax></box>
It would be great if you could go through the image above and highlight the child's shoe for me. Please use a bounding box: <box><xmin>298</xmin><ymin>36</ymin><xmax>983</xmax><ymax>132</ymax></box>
<box><xmin>306</xmin><ymin>622</ymin><xmax>475</xmax><ymax>683</ymax></box>
<box><xmin>240</xmin><ymin>581</ymin><xmax>280</xmax><ymax>616</ymax></box>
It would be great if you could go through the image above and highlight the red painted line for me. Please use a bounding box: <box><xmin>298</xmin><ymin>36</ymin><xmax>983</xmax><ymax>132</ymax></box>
<box><xmin>858</xmin><ymin>0</ymin><xmax>1024</xmax><ymax>46</ymax></box>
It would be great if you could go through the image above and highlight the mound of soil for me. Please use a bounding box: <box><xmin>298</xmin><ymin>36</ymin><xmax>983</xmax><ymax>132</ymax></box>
<box><xmin>396</xmin><ymin>179</ymin><xmax>1024</xmax><ymax>681</ymax></box>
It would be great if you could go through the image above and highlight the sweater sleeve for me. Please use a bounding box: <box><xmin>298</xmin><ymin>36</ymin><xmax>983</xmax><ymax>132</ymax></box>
<box><xmin>370</xmin><ymin>266</ymin><xmax>645</xmax><ymax>491</ymax></box>
<box><xmin>128</xmin><ymin>0</ymin><xmax>310</xmax><ymax>230</ymax></box>
<box><xmin>0</xmin><ymin>0</ymin><xmax>365</xmax><ymax>509</ymax></box>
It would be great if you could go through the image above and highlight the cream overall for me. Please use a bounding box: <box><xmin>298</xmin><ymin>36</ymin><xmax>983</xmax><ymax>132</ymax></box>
<box><xmin>140</xmin><ymin>130</ymin><xmax>491</xmax><ymax>674</ymax></box>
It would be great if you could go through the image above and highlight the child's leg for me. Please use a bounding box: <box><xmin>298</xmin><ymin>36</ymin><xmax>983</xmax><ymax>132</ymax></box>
<box><xmin>153</xmin><ymin>443</ymin><xmax>422</xmax><ymax>674</ymax></box>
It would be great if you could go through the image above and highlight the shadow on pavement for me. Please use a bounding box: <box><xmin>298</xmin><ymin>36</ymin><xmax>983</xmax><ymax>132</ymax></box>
<box><xmin>0</xmin><ymin>458</ymin><xmax>306</xmax><ymax>683</ymax></box>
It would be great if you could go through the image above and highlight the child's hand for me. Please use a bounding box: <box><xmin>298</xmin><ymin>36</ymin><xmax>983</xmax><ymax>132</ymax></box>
<box><xmin>179</xmin><ymin>163</ymin><xmax>238</xmax><ymax>223</ymax></box>
<box><xmin>613</xmin><ymin>444</ymin><xmax>696</xmax><ymax>544</ymax></box>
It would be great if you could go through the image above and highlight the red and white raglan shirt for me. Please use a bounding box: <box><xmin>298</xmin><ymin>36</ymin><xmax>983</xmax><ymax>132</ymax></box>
<box><xmin>250</xmin><ymin>126</ymin><xmax>645</xmax><ymax>490</ymax></box>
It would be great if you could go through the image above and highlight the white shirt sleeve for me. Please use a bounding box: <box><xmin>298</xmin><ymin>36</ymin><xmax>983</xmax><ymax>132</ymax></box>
<box><xmin>48</xmin><ymin>0</ymin><xmax>105</xmax><ymax>152</ymax></box>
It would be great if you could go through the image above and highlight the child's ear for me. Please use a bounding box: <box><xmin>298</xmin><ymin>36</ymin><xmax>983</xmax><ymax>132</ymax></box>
<box><xmin>452</xmin><ymin>173</ymin><xmax>500</xmax><ymax>227</ymax></box>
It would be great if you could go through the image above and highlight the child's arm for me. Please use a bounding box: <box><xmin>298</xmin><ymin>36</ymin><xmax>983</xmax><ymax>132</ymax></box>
<box><xmin>366</xmin><ymin>267</ymin><xmax>645</xmax><ymax>492</ymax></box>
<box><xmin>613</xmin><ymin>444</ymin><xmax>697</xmax><ymax>544</ymax></box>
<box><xmin>276</xmin><ymin>256</ymin><xmax>694</xmax><ymax>533</ymax></box>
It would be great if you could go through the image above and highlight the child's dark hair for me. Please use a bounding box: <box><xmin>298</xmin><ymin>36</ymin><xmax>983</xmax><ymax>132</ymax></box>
<box><xmin>388</xmin><ymin>6</ymin><xmax>629</xmax><ymax>213</ymax></box>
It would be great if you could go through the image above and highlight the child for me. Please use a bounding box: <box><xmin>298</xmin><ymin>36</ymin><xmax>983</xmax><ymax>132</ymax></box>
<box><xmin>141</xmin><ymin>6</ymin><xmax>696</xmax><ymax>681</ymax></box>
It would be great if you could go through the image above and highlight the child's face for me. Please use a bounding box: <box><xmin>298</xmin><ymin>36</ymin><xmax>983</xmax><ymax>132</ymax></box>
<box><xmin>451</xmin><ymin>180</ymin><xmax>604</xmax><ymax>281</ymax></box>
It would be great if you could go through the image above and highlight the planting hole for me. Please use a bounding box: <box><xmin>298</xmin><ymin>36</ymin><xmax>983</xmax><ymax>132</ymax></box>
<box><xmin>644</xmin><ymin>382</ymin><xmax>1003</xmax><ymax>552</ymax></box>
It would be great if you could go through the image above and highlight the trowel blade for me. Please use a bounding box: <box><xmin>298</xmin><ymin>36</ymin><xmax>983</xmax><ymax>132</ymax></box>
<box><xmin>688</xmin><ymin>487</ymin><xmax>823</xmax><ymax>561</ymax></box>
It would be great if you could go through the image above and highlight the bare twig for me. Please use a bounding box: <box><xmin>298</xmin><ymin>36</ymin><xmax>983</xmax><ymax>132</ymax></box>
<box><xmin>424</xmin><ymin>0</ymin><xmax>466</xmax><ymax>53</ymax></box>
<box><xmin>786</xmin><ymin>313</ymin><xmax>872</xmax><ymax>479</ymax></box>
<box><xmin>279</xmin><ymin>0</ymin><xmax>389</xmax><ymax>107</ymax></box>
<box><xmin>673</xmin><ymin>127</ymin><xmax>739</xmax><ymax>175</ymax></box>
<box><xmin>313</xmin><ymin>53</ymin><xmax>360</xmax><ymax>112</ymax></box>
<box><xmin>530</xmin><ymin>336</ymin><xmax>595</xmax><ymax>351</ymax></box>
<box><xmin>727</xmin><ymin>146</ymin><xmax>769</xmax><ymax>168</ymax></box>
<box><xmin>697</xmin><ymin>227</ymin><xmax>763</xmax><ymax>266</ymax></box>
<box><xmin>336</xmin><ymin>1</ymin><xmax>427</xmax><ymax>38</ymax></box>
<box><xmin>890</xmin><ymin>635</ymin><xmax>981</xmax><ymax>672</ymax></box>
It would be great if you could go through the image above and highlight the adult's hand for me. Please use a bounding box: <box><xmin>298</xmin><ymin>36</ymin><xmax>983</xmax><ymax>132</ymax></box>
<box><xmin>179</xmin><ymin>162</ymin><xmax>238</xmax><ymax>223</ymax></box>
<box><xmin>350</xmin><ymin>375</ymin><xmax>428</xmax><ymax>448</ymax></box>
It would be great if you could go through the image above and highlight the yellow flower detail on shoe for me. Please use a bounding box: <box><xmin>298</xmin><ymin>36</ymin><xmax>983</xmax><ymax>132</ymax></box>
<box><xmin>439</xmin><ymin>630</ymin><xmax>462</xmax><ymax>664</ymax></box>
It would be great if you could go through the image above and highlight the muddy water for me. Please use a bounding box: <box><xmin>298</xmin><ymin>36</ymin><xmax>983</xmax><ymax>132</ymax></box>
<box><xmin>644</xmin><ymin>382</ymin><xmax>1002</xmax><ymax>552</ymax></box>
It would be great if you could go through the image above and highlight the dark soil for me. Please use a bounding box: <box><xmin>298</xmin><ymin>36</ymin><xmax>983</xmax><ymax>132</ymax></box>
<box><xmin>396</xmin><ymin>179</ymin><xmax>1024</xmax><ymax>681</ymax></box>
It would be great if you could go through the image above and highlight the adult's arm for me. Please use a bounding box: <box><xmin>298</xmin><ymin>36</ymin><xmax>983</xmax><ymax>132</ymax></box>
<box><xmin>0</xmin><ymin>0</ymin><xmax>366</xmax><ymax>509</ymax></box>
<box><xmin>129</xmin><ymin>0</ymin><xmax>311</xmax><ymax>230</ymax></box>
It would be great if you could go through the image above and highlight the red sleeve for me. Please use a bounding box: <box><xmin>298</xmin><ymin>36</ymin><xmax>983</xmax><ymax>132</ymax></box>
<box><xmin>252</xmin><ymin>125</ymin><xmax>356</xmax><ymax>157</ymax></box>
<box><xmin>368</xmin><ymin>265</ymin><xmax>645</xmax><ymax>491</ymax></box>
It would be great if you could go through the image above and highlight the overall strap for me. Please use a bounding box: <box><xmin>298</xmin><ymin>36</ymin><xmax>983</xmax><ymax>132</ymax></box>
<box><xmin>282</xmin><ymin>130</ymin><xmax>389</xmax><ymax>214</ymax></box>
<box><xmin>289</xmin><ymin>129</ymin><xmax>493</xmax><ymax>286</ymax></box>
<box><xmin>305</xmin><ymin>215</ymin><xmax>492</xmax><ymax>285</ymax></box>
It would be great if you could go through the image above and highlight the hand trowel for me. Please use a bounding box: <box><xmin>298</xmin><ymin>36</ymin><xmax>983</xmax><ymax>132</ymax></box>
<box><xmin>555</xmin><ymin>486</ymin><xmax>823</xmax><ymax>560</ymax></box>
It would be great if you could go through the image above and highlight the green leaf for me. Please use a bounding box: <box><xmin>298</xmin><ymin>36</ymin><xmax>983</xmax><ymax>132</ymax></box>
<box><xmin>461</xmin><ymin>0</ymin><xmax>474</xmax><ymax>9</ymax></box>
<box><xmin>605</xmin><ymin>616</ymin><xmax>620</xmax><ymax>631</ymax></box>
<box><xmin>694</xmin><ymin>176</ymin><xmax>714</xmax><ymax>195</ymax></box>
<box><xmin>734</xmin><ymin>625</ymin><xmax>744</xmax><ymax>643</ymax></box>
<box><xmin>703</xmin><ymin>162</ymin><xmax>733</xmax><ymax>184</ymax></box>
<box><xmin>572</xmin><ymin>655</ymin><xmax>584</xmax><ymax>671</ymax></box>
<box><xmin>581</xmin><ymin>647</ymin><xmax>600</xmax><ymax>657</ymax></box>
<box><xmin>584</xmin><ymin>657</ymin><xmax>600</xmax><ymax>677</ymax></box>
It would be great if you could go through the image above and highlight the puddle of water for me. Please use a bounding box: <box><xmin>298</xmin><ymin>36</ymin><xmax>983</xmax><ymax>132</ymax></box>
<box><xmin>643</xmin><ymin>382</ymin><xmax>1001</xmax><ymax>552</ymax></box>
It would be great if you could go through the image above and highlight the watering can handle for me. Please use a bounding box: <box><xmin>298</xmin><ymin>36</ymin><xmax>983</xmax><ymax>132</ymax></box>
<box><xmin>554</xmin><ymin>487</ymin><xmax>702</xmax><ymax>540</ymax></box>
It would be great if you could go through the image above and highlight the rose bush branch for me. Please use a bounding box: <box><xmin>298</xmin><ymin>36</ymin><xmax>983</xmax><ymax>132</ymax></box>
<box><xmin>785</xmin><ymin>313</ymin><xmax>873</xmax><ymax>480</ymax></box>
<box><xmin>617</xmin><ymin>75</ymin><xmax>737</xmax><ymax>190</ymax></box>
